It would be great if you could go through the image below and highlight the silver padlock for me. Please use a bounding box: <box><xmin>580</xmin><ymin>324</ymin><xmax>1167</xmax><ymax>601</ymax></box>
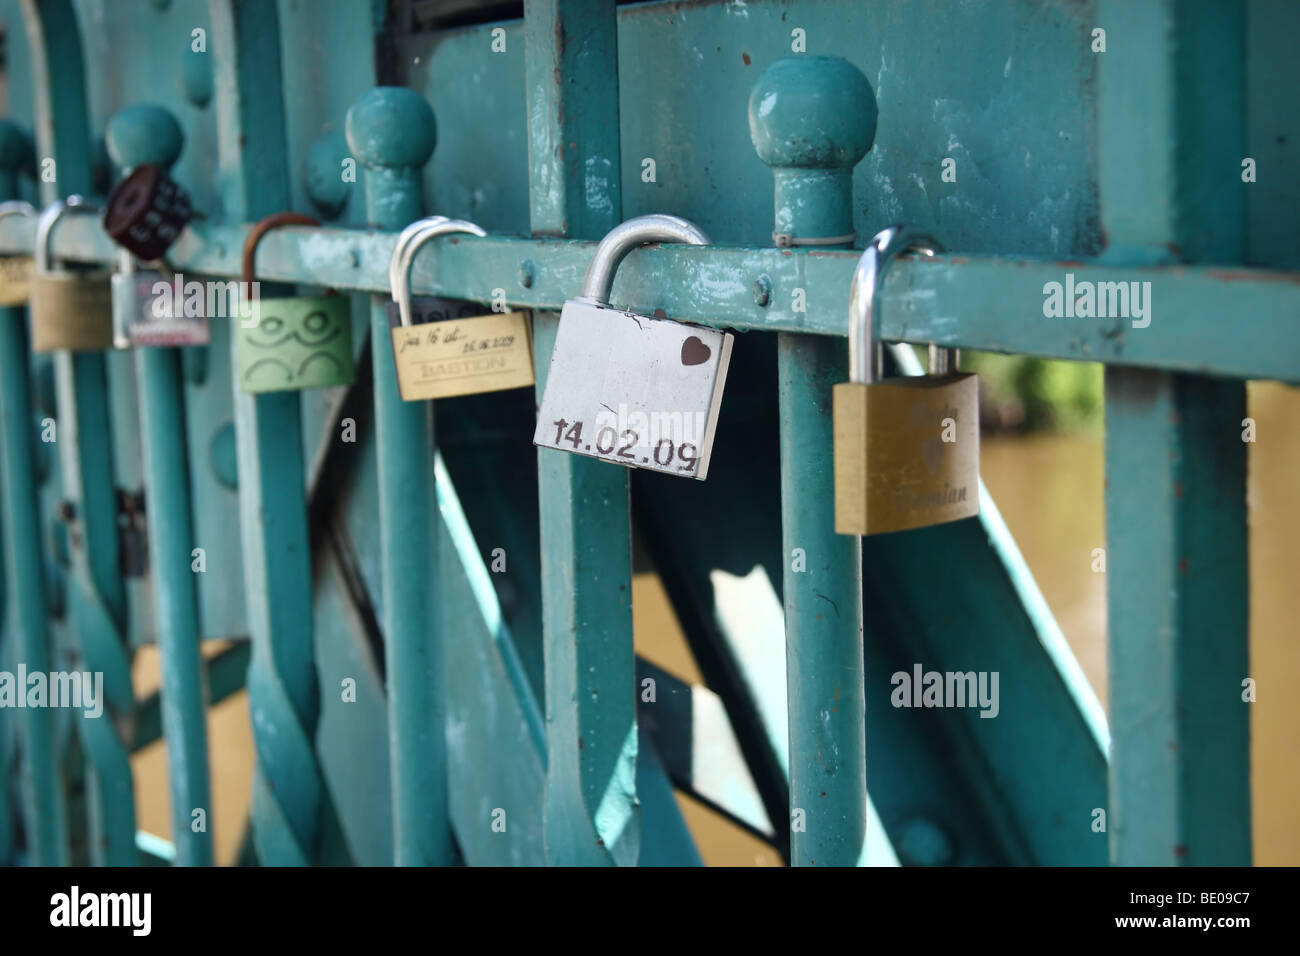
<box><xmin>111</xmin><ymin>249</ymin><xmax>209</xmax><ymax>348</ymax></box>
<box><xmin>533</xmin><ymin>214</ymin><xmax>732</xmax><ymax>480</ymax></box>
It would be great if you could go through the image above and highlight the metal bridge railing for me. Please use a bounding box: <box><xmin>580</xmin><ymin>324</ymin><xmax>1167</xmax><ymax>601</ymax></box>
<box><xmin>0</xmin><ymin>0</ymin><xmax>1289</xmax><ymax>867</ymax></box>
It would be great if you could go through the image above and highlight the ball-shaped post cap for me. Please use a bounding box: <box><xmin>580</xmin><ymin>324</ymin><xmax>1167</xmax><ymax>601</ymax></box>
<box><xmin>749</xmin><ymin>56</ymin><xmax>878</xmax><ymax>169</ymax></box>
<box><xmin>0</xmin><ymin>120</ymin><xmax>31</xmax><ymax>172</ymax></box>
<box><xmin>305</xmin><ymin>130</ymin><xmax>351</xmax><ymax>219</ymax></box>
<box><xmin>105</xmin><ymin>103</ymin><xmax>184</xmax><ymax>171</ymax></box>
<box><xmin>345</xmin><ymin>87</ymin><xmax>436</xmax><ymax>170</ymax></box>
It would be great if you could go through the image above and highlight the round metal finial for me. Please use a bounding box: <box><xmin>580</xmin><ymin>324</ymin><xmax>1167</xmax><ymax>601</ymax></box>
<box><xmin>748</xmin><ymin>56</ymin><xmax>878</xmax><ymax>246</ymax></box>
<box><xmin>105</xmin><ymin>103</ymin><xmax>184</xmax><ymax>171</ymax></box>
<box><xmin>180</xmin><ymin>45</ymin><xmax>214</xmax><ymax>109</ymax></box>
<box><xmin>345</xmin><ymin>87</ymin><xmax>437</xmax><ymax>170</ymax></box>
<box><xmin>748</xmin><ymin>55</ymin><xmax>878</xmax><ymax>171</ymax></box>
<box><xmin>305</xmin><ymin>130</ymin><xmax>352</xmax><ymax>220</ymax></box>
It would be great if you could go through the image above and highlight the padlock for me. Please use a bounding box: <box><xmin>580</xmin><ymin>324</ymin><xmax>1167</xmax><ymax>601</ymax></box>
<box><xmin>387</xmin><ymin>216</ymin><xmax>534</xmax><ymax>401</ymax></box>
<box><xmin>0</xmin><ymin>201</ymin><xmax>36</xmax><ymax>306</ymax></box>
<box><xmin>110</xmin><ymin>250</ymin><xmax>209</xmax><ymax>348</ymax></box>
<box><xmin>833</xmin><ymin>226</ymin><xmax>979</xmax><ymax>535</ymax></box>
<box><xmin>102</xmin><ymin>162</ymin><xmax>192</xmax><ymax>261</ymax></box>
<box><xmin>533</xmin><ymin>214</ymin><xmax>731</xmax><ymax>481</ymax></box>
<box><xmin>29</xmin><ymin>196</ymin><xmax>114</xmax><ymax>353</ymax></box>
<box><xmin>235</xmin><ymin>212</ymin><xmax>354</xmax><ymax>393</ymax></box>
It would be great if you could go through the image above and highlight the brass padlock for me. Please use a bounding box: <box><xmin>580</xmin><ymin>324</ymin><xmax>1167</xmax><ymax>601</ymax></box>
<box><xmin>387</xmin><ymin>215</ymin><xmax>534</xmax><ymax>402</ymax></box>
<box><xmin>833</xmin><ymin>226</ymin><xmax>979</xmax><ymax>535</ymax></box>
<box><xmin>235</xmin><ymin>212</ymin><xmax>355</xmax><ymax>393</ymax></box>
<box><xmin>29</xmin><ymin>196</ymin><xmax>114</xmax><ymax>353</ymax></box>
<box><xmin>0</xmin><ymin>201</ymin><xmax>36</xmax><ymax>306</ymax></box>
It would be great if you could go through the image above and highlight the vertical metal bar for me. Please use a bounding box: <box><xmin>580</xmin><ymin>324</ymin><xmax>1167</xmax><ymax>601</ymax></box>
<box><xmin>346</xmin><ymin>86</ymin><xmax>451</xmax><ymax>866</ymax></box>
<box><xmin>524</xmin><ymin>0</ymin><xmax>634</xmax><ymax>866</ymax></box>
<box><xmin>19</xmin><ymin>0</ymin><xmax>129</xmax><ymax>868</ymax></box>
<box><xmin>749</xmin><ymin>56</ymin><xmax>876</xmax><ymax>866</ymax></box>
<box><xmin>136</xmin><ymin>348</ymin><xmax>212</xmax><ymax>866</ymax></box>
<box><xmin>102</xmin><ymin>103</ymin><xmax>211</xmax><ymax>867</ymax></box>
<box><xmin>1098</xmin><ymin>0</ymin><xmax>1251</xmax><ymax>865</ymax></box>
<box><xmin>209</xmin><ymin>0</ymin><xmax>323</xmax><ymax>867</ymax></box>
<box><xmin>0</xmin><ymin>172</ymin><xmax>66</xmax><ymax>865</ymax></box>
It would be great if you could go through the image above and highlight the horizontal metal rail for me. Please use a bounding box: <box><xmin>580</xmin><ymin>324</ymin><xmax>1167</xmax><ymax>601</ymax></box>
<box><xmin>0</xmin><ymin>219</ymin><xmax>1295</xmax><ymax>382</ymax></box>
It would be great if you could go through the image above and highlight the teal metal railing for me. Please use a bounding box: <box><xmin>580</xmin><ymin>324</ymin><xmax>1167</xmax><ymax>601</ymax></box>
<box><xmin>0</xmin><ymin>0</ymin><xmax>1292</xmax><ymax>867</ymax></box>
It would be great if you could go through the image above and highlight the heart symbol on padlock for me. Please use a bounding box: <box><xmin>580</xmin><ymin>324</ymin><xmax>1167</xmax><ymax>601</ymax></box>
<box><xmin>681</xmin><ymin>335</ymin><xmax>711</xmax><ymax>366</ymax></box>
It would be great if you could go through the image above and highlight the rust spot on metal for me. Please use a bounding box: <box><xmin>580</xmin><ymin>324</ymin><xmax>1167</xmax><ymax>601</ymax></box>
<box><xmin>742</xmin><ymin>52</ymin><xmax>751</xmax><ymax>66</ymax></box>
<box><xmin>1174</xmin><ymin>481</ymin><xmax>1184</xmax><ymax>499</ymax></box>
<box><xmin>578</xmin><ymin>736</ymin><xmax>584</xmax><ymax>750</ymax></box>
<box><xmin>1178</xmin><ymin>557</ymin><xmax>1188</xmax><ymax>574</ymax></box>
<box><xmin>1207</xmin><ymin>267</ymin><xmax>1300</xmax><ymax>285</ymax></box>
<box><xmin>1173</xmin><ymin>844</ymin><xmax>1188</xmax><ymax>857</ymax></box>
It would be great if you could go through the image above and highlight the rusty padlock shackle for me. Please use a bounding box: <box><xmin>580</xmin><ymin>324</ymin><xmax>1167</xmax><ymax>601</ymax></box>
<box><xmin>389</xmin><ymin>215</ymin><xmax>488</xmax><ymax>327</ymax></box>
<box><xmin>35</xmin><ymin>196</ymin><xmax>99</xmax><ymax>273</ymax></box>
<box><xmin>241</xmin><ymin>211</ymin><xmax>321</xmax><ymax>285</ymax></box>
<box><xmin>580</xmin><ymin>214</ymin><xmax>711</xmax><ymax>306</ymax></box>
<box><xmin>849</xmin><ymin>225</ymin><xmax>949</xmax><ymax>385</ymax></box>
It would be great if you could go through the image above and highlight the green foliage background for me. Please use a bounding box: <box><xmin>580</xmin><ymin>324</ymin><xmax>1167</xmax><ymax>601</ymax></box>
<box><xmin>948</xmin><ymin>351</ymin><xmax>1103</xmax><ymax>432</ymax></box>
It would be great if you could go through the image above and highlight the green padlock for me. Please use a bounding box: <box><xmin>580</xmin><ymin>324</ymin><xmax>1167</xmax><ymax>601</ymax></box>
<box><xmin>235</xmin><ymin>212</ymin><xmax>354</xmax><ymax>393</ymax></box>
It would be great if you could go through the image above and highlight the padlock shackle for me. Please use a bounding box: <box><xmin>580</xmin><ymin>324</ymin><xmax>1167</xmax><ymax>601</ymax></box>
<box><xmin>390</xmin><ymin>217</ymin><xmax>488</xmax><ymax>327</ymax></box>
<box><xmin>35</xmin><ymin>196</ymin><xmax>98</xmax><ymax>272</ymax></box>
<box><xmin>241</xmin><ymin>212</ymin><xmax>321</xmax><ymax>285</ymax></box>
<box><xmin>0</xmin><ymin>200</ymin><xmax>37</xmax><ymax>222</ymax></box>
<box><xmin>580</xmin><ymin>214</ymin><xmax>711</xmax><ymax>305</ymax></box>
<box><xmin>389</xmin><ymin>216</ymin><xmax>451</xmax><ymax>299</ymax></box>
<box><xmin>848</xmin><ymin>225</ymin><xmax>945</xmax><ymax>385</ymax></box>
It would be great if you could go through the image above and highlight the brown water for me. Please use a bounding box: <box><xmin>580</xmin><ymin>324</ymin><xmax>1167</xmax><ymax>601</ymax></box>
<box><xmin>979</xmin><ymin>381</ymin><xmax>1300</xmax><ymax>867</ymax></box>
<box><xmin>131</xmin><ymin>381</ymin><xmax>1299</xmax><ymax>865</ymax></box>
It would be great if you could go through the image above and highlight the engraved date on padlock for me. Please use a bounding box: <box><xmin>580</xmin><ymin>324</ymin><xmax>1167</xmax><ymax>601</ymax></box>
<box><xmin>833</xmin><ymin>373</ymin><xmax>980</xmax><ymax>536</ymax></box>
<box><xmin>0</xmin><ymin>256</ymin><xmax>33</xmax><ymax>306</ymax></box>
<box><xmin>533</xmin><ymin>299</ymin><xmax>733</xmax><ymax>480</ymax></box>
<box><xmin>385</xmin><ymin>297</ymin><xmax>533</xmax><ymax>402</ymax></box>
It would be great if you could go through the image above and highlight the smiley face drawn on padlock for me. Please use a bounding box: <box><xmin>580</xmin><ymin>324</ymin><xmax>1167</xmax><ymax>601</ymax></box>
<box><xmin>240</xmin><ymin>298</ymin><xmax>352</xmax><ymax>389</ymax></box>
<box><xmin>235</xmin><ymin>211</ymin><xmax>355</xmax><ymax>393</ymax></box>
